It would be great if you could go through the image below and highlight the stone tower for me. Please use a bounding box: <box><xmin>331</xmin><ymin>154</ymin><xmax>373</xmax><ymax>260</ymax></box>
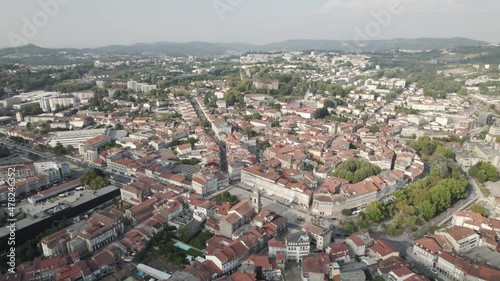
<box><xmin>251</xmin><ymin>190</ymin><xmax>262</xmax><ymax>214</ymax></box>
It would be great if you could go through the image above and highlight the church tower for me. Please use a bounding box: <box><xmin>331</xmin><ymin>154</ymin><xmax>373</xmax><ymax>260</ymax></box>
<box><xmin>251</xmin><ymin>190</ymin><xmax>262</xmax><ymax>214</ymax></box>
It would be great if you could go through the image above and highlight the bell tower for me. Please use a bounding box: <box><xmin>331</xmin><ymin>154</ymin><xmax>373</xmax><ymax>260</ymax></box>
<box><xmin>251</xmin><ymin>190</ymin><xmax>262</xmax><ymax>213</ymax></box>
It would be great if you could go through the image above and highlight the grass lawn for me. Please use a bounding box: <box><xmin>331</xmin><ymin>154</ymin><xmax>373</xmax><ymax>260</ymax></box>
<box><xmin>188</xmin><ymin>231</ymin><xmax>213</xmax><ymax>250</ymax></box>
<box><xmin>480</xmin><ymin>186</ymin><xmax>491</xmax><ymax>197</ymax></box>
<box><xmin>186</xmin><ymin>248</ymin><xmax>203</xmax><ymax>257</ymax></box>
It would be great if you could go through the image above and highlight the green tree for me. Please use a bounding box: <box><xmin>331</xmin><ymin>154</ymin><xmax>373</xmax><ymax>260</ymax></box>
<box><xmin>367</xmin><ymin>124</ymin><xmax>380</xmax><ymax>133</ymax></box>
<box><xmin>418</xmin><ymin>200</ymin><xmax>436</xmax><ymax>221</ymax></box>
<box><xmin>90</xmin><ymin>176</ymin><xmax>109</xmax><ymax>190</ymax></box>
<box><xmin>341</xmin><ymin>220</ymin><xmax>357</xmax><ymax>234</ymax></box>
<box><xmin>199</xmin><ymin>119</ymin><xmax>210</xmax><ymax>128</ymax></box>
<box><xmin>179</xmin><ymin>229</ymin><xmax>189</xmax><ymax>242</ymax></box>
<box><xmin>52</xmin><ymin>142</ymin><xmax>67</xmax><ymax>155</ymax></box>
<box><xmin>364</xmin><ymin>201</ymin><xmax>387</xmax><ymax>223</ymax></box>
<box><xmin>324</xmin><ymin>99</ymin><xmax>336</xmax><ymax>108</ymax></box>
<box><xmin>332</xmin><ymin>159</ymin><xmax>381</xmax><ymax>183</ymax></box>
<box><xmin>470</xmin><ymin>204</ymin><xmax>488</xmax><ymax>217</ymax></box>
<box><xmin>66</xmin><ymin>145</ymin><xmax>75</xmax><ymax>155</ymax></box>
<box><xmin>434</xmin><ymin>145</ymin><xmax>455</xmax><ymax>159</ymax></box>
<box><xmin>314</xmin><ymin>107</ymin><xmax>330</xmax><ymax>119</ymax></box>
<box><xmin>470</xmin><ymin>162</ymin><xmax>499</xmax><ymax>182</ymax></box>
<box><xmin>342</xmin><ymin>209</ymin><xmax>352</xmax><ymax>216</ymax></box>
<box><xmin>0</xmin><ymin>145</ymin><xmax>10</xmax><ymax>158</ymax></box>
<box><xmin>114</xmin><ymin>123</ymin><xmax>124</xmax><ymax>130</ymax></box>
<box><xmin>387</xmin><ymin>224</ymin><xmax>401</xmax><ymax>236</ymax></box>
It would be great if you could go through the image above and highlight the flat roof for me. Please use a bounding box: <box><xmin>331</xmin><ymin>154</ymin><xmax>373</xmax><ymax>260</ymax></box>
<box><xmin>463</xmin><ymin>246</ymin><xmax>500</xmax><ymax>269</ymax></box>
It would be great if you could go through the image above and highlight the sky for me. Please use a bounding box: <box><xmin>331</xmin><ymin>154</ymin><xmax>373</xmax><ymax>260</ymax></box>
<box><xmin>0</xmin><ymin>0</ymin><xmax>498</xmax><ymax>48</ymax></box>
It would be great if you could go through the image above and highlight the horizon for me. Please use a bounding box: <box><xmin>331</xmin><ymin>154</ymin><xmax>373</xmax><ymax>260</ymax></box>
<box><xmin>1</xmin><ymin>0</ymin><xmax>499</xmax><ymax>49</ymax></box>
<box><xmin>1</xmin><ymin>36</ymin><xmax>494</xmax><ymax>51</ymax></box>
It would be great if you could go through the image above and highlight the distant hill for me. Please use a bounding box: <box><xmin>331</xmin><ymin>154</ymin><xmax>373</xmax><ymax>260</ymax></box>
<box><xmin>0</xmin><ymin>44</ymin><xmax>57</xmax><ymax>57</ymax></box>
<box><xmin>0</xmin><ymin>38</ymin><xmax>489</xmax><ymax>62</ymax></box>
<box><xmin>92</xmin><ymin>41</ymin><xmax>236</xmax><ymax>56</ymax></box>
<box><xmin>264</xmin><ymin>38</ymin><xmax>487</xmax><ymax>52</ymax></box>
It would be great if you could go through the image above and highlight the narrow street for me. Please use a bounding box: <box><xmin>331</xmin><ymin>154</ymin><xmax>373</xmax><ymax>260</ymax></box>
<box><xmin>190</xmin><ymin>97</ymin><xmax>228</xmax><ymax>172</ymax></box>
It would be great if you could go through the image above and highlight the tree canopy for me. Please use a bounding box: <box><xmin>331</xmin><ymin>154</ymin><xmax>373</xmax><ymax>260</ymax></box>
<box><xmin>469</xmin><ymin>162</ymin><xmax>499</xmax><ymax>183</ymax></box>
<box><xmin>332</xmin><ymin>159</ymin><xmax>382</xmax><ymax>183</ymax></box>
<box><xmin>469</xmin><ymin>204</ymin><xmax>488</xmax><ymax>217</ymax></box>
<box><xmin>80</xmin><ymin>169</ymin><xmax>109</xmax><ymax>190</ymax></box>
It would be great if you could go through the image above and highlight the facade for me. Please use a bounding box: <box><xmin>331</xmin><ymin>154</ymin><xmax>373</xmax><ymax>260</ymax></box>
<box><xmin>241</xmin><ymin>166</ymin><xmax>313</xmax><ymax>207</ymax></box>
<box><xmin>327</xmin><ymin>243</ymin><xmax>352</xmax><ymax>262</ymax></box>
<box><xmin>436</xmin><ymin>226</ymin><xmax>480</xmax><ymax>253</ymax></box>
<box><xmin>412</xmin><ymin>236</ymin><xmax>443</xmax><ymax>268</ymax></box>
<box><xmin>346</xmin><ymin>232</ymin><xmax>373</xmax><ymax>256</ymax></box>
<box><xmin>436</xmin><ymin>252</ymin><xmax>500</xmax><ymax>281</ymax></box>
<box><xmin>302</xmin><ymin>224</ymin><xmax>332</xmax><ymax>251</ymax></box>
<box><xmin>79</xmin><ymin>135</ymin><xmax>111</xmax><ymax>162</ymax></box>
<box><xmin>301</xmin><ymin>253</ymin><xmax>334</xmax><ymax>281</ymax></box>
<box><xmin>33</xmin><ymin>161</ymin><xmax>71</xmax><ymax>182</ymax></box>
<box><xmin>41</xmin><ymin>213</ymin><xmax>124</xmax><ymax>257</ymax></box>
<box><xmin>48</xmin><ymin>129</ymin><xmax>109</xmax><ymax>147</ymax></box>
<box><xmin>39</xmin><ymin>95</ymin><xmax>77</xmax><ymax>112</ymax></box>
<box><xmin>192</xmin><ymin>170</ymin><xmax>219</xmax><ymax>196</ymax></box>
<box><xmin>285</xmin><ymin>231</ymin><xmax>310</xmax><ymax>263</ymax></box>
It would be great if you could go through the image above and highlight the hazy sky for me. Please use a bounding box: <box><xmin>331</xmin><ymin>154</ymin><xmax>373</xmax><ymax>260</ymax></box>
<box><xmin>0</xmin><ymin>0</ymin><xmax>498</xmax><ymax>48</ymax></box>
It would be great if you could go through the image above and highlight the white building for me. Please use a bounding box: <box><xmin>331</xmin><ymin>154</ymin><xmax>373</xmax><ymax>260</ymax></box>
<box><xmin>39</xmin><ymin>95</ymin><xmax>77</xmax><ymax>112</ymax></box>
<box><xmin>48</xmin><ymin>129</ymin><xmax>109</xmax><ymax>147</ymax></box>
<box><xmin>436</xmin><ymin>226</ymin><xmax>480</xmax><ymax>253</ymax></box>
<box><xmin>285</xmin><ymin>231</ymin><xmax>310</xmax><ymax>263</ymax></box>
<box><xmin>33</xmin><ymin>161</ymin><xmax>71</xmax><ymax>182</ymax></box>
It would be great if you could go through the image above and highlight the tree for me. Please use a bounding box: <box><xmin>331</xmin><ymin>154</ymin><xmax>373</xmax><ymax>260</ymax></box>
<box><xmin>179</xmin><ymin>229</ymin><xmax>189</xmax><ymax>242</ymax></box>
<box><xmin>90</xmin><ymin>176</ymin><xmax>109</xmax><ymax>190</ymax></box>
<box><xmin>387</xmin><ymin>224</ymin><xmax>401</xmax><ymax>236</ymax></box>
<box><xmin>271</xmin><ymin>103</ymin><xmax>282</xmax><ymax>110</ymax></box>
<box><xmin>66</xmin><ymin>145</ymin><xmax>75</xmax><ymax>155</ymax></box>
<box><xmin>199</xmin><ymin>119</ymin><xmax>210</xmax><ymax>128</ymax></box>
<box><xmin>469</xmin><ymin>204</ymin><xmax>488</xmax><ymax>217</ymax></box>
<box><xmin>364</xmin><ymin>201</ymin><xmax>387</xmax><ymax>223</ymax></box>
<box><xmin>243</xmin><ymin>128</ymin><xmax>258</xmax><ymax>138</ymax></box>
<box><xmin>314</xmin><ymin>107</ymin><xmax>330</xmax><ymax>119</ymax></box>
<box><xmin>324</xmin><ymin>99</ymin><xmax>336</xmax><ymax>108</ymax></box>
<box><xmin>367</xmin><ymin>124</ymin><xmax>380</xmax><ymax>133</ymax></box>
<box><xmin>52</xmin><ymin>142</ymin><xmax>67</xmax><ymax>155</ymax></box>
<box><xmin>114</xmin><ymin>123</ymin><xmax>124</xmax><ymax>130</ymax></box>
<box><xmin>185</xmin><ymin>137</ymin><xmax>199</xmax><ymax>145</ymax></box>
<box><xmin>332</xmin><ymin>159</ymin><xmax>381</xmax><ymax>183</ymax></box>
<box><xmin>470</xmin><ymin>162</ymin><xmax>499</xmax><ymax>182</ymax></box>
<box><xmin>257</xmin><ymin>140</ymin><xmax>271</xmax><ymax>151</ymax></box>
<box><xmin>27</xmin><ymin>152</ymin><xmax>40</xmax><ymax>161</ymax></box>
<box><xmin>80</xmin><ymin>169</ymin><xmax>109</xmax><ymax>190</ymax></box>
<box><xmin>418</xmin><ymin>200</ymin><xmax>436</xmax><ymax>221</ymax></box>
<box><xmin>341</xmin><ymin>220</ymin><xmax>356</xmax><ymax>234</ymax></box>
<box><xmin>0</xmin><ymin>145</ymin><xmax>10</xmax><ymax>158</ymax></box>
<box><xmin>434</xmin><ymin>145</ymin><xmax>455</xmax><ymax>159</ymax></box>
<box><xmin>342</xmin><ymin>209</ymin><xmax>352</xmax><ymax>216</ymax></box>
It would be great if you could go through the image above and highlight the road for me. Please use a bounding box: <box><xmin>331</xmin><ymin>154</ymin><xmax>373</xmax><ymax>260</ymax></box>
<box><xmin>191</xmin><ymin>97</ymin><xmax>228</xmax><ymax>172</ymax></box>
<box><xmin>0</xmin><ymin>137</ymin><xmax>134</xmax><ymax>184</ymax></box>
